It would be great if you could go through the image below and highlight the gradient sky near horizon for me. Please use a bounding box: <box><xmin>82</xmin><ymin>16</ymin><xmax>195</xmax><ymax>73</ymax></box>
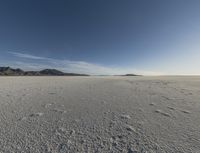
<box><xmin>0</xmin><ymin>0</ymin><xmax>200</xmax><ymax>75</ymax></box>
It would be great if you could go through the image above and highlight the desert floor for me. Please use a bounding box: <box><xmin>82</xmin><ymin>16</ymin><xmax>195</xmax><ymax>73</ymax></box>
<box><xmin>0</xmin><ymin>76</ymin><xmax>200</xmax><ymax>153</ymax></box>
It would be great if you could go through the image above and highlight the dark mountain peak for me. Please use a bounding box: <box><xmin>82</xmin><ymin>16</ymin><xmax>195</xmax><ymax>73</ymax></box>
<box><xmin>0</xmin><ymin>67</ymin><xmax>24</xmax><ymax>75</ymax></box>
<box><xmin>0</xmin><ymin>67</ymin><xmax>10</xmax><ymax>71</ymax></box>
<box><xmin>39</xmin><ymin>69</ymin><xmax>65</xmax><ymax>75</ymax></box>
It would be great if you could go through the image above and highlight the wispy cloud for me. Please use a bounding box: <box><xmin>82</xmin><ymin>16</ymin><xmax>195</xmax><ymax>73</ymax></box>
<box><xmin>8</xmin><ymin>51</ymin><xmax>50</xmax><ymax>60</ymax></box>
<box><xmin>7</xmin><ymin>52</ymin><xmax>162</xmax><ymax>75</ymax></box>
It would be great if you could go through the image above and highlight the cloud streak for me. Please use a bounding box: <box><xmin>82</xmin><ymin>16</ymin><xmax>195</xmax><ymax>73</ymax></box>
<box><xmin>8</xmin><ymin>51</ymin><xmax>49</xmax><ymax>60</ymax></box>
<box><xmin>7</xmin><ymin>52</ymin><xmax>162</xmax><ymax>75</ymax></box>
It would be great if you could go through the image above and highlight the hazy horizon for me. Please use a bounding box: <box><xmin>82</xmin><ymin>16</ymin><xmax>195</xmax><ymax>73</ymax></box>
<box><xmin>0</xmin><ymin>0</ymin><xmax>200</xmax><ymax>75</ymax></box>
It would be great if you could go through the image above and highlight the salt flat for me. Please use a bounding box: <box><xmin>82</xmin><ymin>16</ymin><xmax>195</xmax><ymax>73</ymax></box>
<box><xmin>0</xmin><ymin>76</ymin><xmax>200</xmax><ymax>153</ymax></box>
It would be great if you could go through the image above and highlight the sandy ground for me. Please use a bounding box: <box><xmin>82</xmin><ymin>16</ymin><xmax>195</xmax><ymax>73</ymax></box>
<box><xmin>0</xmin><ymin>76</ymin><xmax>200</xmax><ymax>153</ymax></box>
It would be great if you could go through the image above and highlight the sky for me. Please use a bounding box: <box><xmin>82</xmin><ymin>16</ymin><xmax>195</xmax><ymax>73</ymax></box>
<box><xmin>0</xmin><ymin>0</ymin><xmax>200</xmax><ymax>75</ymax></box>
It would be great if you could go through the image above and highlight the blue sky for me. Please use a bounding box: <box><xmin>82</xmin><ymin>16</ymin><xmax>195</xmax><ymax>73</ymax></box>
<box><xmin>0</xmin><ymin>0</ymin><xmax>200</xmax><ymax>75</ymax></box>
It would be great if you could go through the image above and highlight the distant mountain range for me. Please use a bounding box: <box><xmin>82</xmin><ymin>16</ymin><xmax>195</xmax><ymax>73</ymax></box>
<box><xmin>123</xmin><ymin>74</ymin><xmax>142</xmax><ymax>76</ymax></box>
<box><xmin>114</xmin><ymin>74</ymin><xmax>142</xmax><ymax>77</ymax></box>
<box><xmin>0</xmin><ymin>67</ymin><xmax>89</xmax><ymax>76</ymax></box>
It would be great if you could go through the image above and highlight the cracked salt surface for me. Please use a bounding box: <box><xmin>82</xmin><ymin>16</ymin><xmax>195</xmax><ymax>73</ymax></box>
<box><xmin>0</xmin><ymin>76</ymin><xmax>199</xmax><ymax>152</ymax></box>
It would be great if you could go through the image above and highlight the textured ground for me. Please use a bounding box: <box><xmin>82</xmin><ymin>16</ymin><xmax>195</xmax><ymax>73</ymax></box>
<box><xmin>0</xmin><ymin>76</ymin><xmax>200</xmax><ymax>153</ymax></box>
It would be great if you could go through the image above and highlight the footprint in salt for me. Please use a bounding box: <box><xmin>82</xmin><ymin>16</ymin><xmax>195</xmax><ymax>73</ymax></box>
<box><xmin>126</xmin><ymin>125</ymin><xmax>136</xmax><ymax>133</ymax></box>
<box><xmin>18</xmin><ymin>117</ymin><xmax>27</xmax><ymax>121</ymax></box>
<box><xmin>56</xmin><ymin>127</ymin><xmax>68</xmax><ymax>136</ymax></box>
<box><xmin>48</xmin><ymin>92</ymin><xmax>56</xmax><ymax>95</ymax></box>
<box><xmin>44</xmin><ymin>103</ymin><xmax>53</xmax><ymax>108</ymax></box>
<box><xmin>155</xmin><ymin>109</ymin><xmax>171</xmax><ymax>117</ymax></box>
<box><xmin>120</xmin><ymin>114</ymin><xmax>131</xmax><ymax>119</ymax></box>
<box><xmin>52</xmin><ymin>109</ymin><xmax>67</xmax><ymax>114</ymax></box>
<box><xmin>29</xmin><ymin>112</ymin><xmax>44</xmax><ymax>117</ymax></box>
<box><xmin>102</xmin><ymin>100</ymin><xmax>107</xmax><ymax>104</ymax></box>
<box><xmin>180</xmin><ymin>110</ymin><xmax>191</xmax><ymax>114</ymax></box>
<box><xmin>167</xmin><ymin>106</ymin><xmax>176</xmax><ymax>110</ymax></box>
